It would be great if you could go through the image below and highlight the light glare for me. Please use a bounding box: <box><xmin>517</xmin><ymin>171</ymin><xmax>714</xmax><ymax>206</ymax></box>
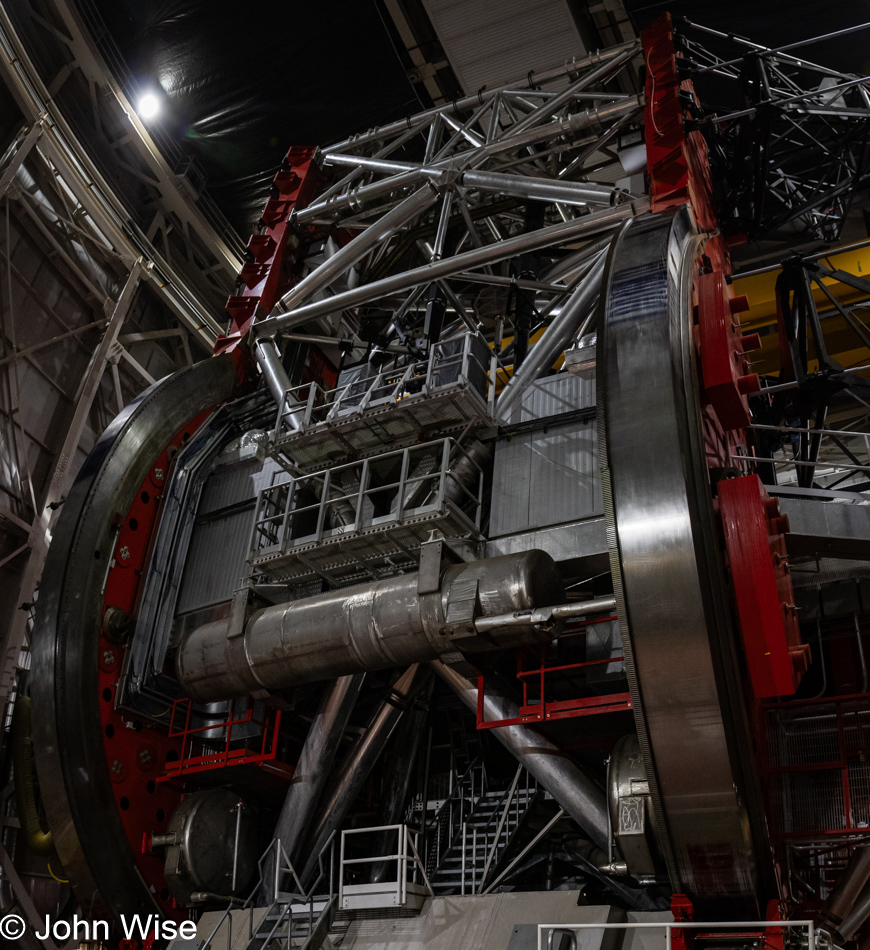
<box><xmin>138</xmin><ymin>93</ymin><xmax>160</xmax><ymax>120</ymax></box>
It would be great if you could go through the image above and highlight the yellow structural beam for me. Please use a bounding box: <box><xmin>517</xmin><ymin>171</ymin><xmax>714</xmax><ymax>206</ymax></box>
<box><xmin>732</xmin><ymin>242</ymin><xmax>870</xmax><ymax>376</ymax></box>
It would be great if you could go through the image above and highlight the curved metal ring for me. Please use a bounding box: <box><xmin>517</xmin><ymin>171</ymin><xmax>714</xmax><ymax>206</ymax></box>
<box><xmin>31</xmin><ymin>355</ymin><xmax>237</xmax><ymax>919</ymax></box>
<box><xmin>597</xmin><ymin>208</ymin><xmax>770</xmax><ymax>910</ymax></box>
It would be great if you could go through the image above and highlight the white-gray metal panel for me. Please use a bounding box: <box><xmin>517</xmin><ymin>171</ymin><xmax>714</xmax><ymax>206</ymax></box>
<box><xmin>421</xmin><ymin>0</ymin><xmax>586</xmax><ymax>95</ymax></box>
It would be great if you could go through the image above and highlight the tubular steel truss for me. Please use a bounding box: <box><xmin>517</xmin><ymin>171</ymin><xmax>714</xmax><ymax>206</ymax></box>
<box><xmin>243</xmin><ymin>39</ymin><xmax>649</xmax><ymax>370</ymax></box>
<box><xmin>677</xmin><ymin>18</ymin><xmax>870</xmax><ymax>247</ymax></box>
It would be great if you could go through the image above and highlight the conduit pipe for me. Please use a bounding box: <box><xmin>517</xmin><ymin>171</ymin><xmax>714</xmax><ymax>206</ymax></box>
<box><xmin>252</xmin><ymin>337</ymin><xmax>303</xmax><ymax>432</ymax></box>
<box><xmin>281</xmin><ymin>184</ymin><xmax>439</xmax><ymax>313</ymax></box>
<box><xmin>432</xmin><ymin>660</ymin><xmax>610</xmax><ymax>852</ymax></box>
<box><xmin>269</xmin><ymin>673</ymin><xmax>364</xmax><ymax>873</ymax></box>
<box><xmin>177</xmin><ymin>551</ymin><xmax>564</xmax><ymax>703</ymax></box>
<box><xmin>819</xmin><ymin>846</ymin><xmax>870</xmax><ymax>936</ymax></box>
<box><xmin>298</xmin><ymin>665</ymin><xmax>421</xmax><ymax>887</ymax></box>
<box><xmin>12</xmin><ymin>696</ymin><xmax>54</xmax><ymax>857</ymax></box>
<box><xmin>496</xmin><ymin>250</ymin><xmax>606</xmax><ymax>422</ymax></box>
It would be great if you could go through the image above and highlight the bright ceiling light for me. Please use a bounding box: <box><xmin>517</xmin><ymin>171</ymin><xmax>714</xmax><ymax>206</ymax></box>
<box><xmin>137</xmin><ymin>93</ymin><xmax>160</xmax><ymax>120</ymax></box>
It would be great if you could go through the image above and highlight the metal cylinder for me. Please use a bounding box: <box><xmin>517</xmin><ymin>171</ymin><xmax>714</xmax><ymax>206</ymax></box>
<box><xmin>496</xmin><ymin>251</ymin><xmax>606</xmax><ymax>422</ymax></box>
<box><xmin>271</xmin><ymin>673</ymin><xmax>365</xmax><ymax>867</ymax></box>
<box><xmin>282</xmin><ymin>184</ymin><xmax>438</xmax><ymax>312</ymax></box>
<box><xmin>177</xmin><ymin>551</ymin><xmax>564</xmax><ymax>703</ymax></box>
<box><xmin>432</xmin><ymin>660</ymin><xmax>610</xmax><ymax>852</ymax></box>
<box><xmin>298</xmin><ymin>665</ymin><xmax>421</xmax><ymax>886</ymax></box>
<box><xmin>253</xmin><ymin>337</ymin><xmax>302</xmax><ymax>430</ymax></box>
<box><xmin>819</xmin><ymin>846</ymin><xmax>870</xmax><ymax>933</ymax></box>
<box><xmin>370</xmin><ymin>673</ymin><xmax>431</xmax><ymax>884</ymax></box>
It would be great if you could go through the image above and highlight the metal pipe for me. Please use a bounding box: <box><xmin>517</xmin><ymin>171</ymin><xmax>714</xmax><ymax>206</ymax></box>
<box><xmin>253</xmin><ymin>337</ymin><xmax>302</xmax><ymax>430</ymax></box>
<box><xmin>432</xmin><ymin>661</ymin><xmax>610</xmax><ymax>851</ymax></box>
<box><xmin>281</xmin><ymin>184</ymin><xmax>438</xmax><ymax>313</ymax></box>
<box><xmin>323</xmin><ymin>43</ymin><xmax>638</xmax><ymax>153</ymax></box>
<box><xmin>819</xmin><ymin>846</ymin><xmax>870</xmax><ymax>934</ymax></box>
<box><xmin>298</xmin><ymin>665</ymin><xmax>420</xmax><ymax>886</ymax></box>
<box><xmin>296</xmin><ymin>169</ymin><xmax>423</xmax><ymax>224</ymax></box>
<box><xmin>506</xmin><ymin>44</ymin><xmax>640</xmax><ymax>137</ymax></box>
<box><xmin>260</xmin><ymin>199</ymin><xmax>647</xmax><ymax>337</ymax></box>
<box><xmin>837</xmin><ymin>870</ymin><xmax>870</xmax><ymax>940</ymax></box>
<box><xmin>370</xmin><ymin>674</ymin><xmax>431</xmax><ymax>883</ymax></box>
<box><xmin>318</xmin><ymin>157</ymin><xmax>624</xmax><ymax>209</ymax></box>
<box><xmin>474</xmin><ymin>595</ymin><xmax>617</xmax><ymax>633</ymax></box>
<box><xmin>270</xmin><ymin>673</ymin><xmax>364</xmax><ymax>874</ymax></box>
<box><xmin>496</xmin><ymin>251</ymin><xmax>606</xmax><ymax>422</ymax></box>
<box><xmin>177</xmin><ymin>551</ymin><xmax>565</xmax><ymax>702</ymax></box>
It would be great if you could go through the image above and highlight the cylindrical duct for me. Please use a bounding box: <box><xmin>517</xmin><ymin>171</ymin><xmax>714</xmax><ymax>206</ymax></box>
<box><xmin>836</xmin><ymin>860</ymin><xmax>870</xmax><ymax>941</ymax></box>
<box><xmin>370</xmin><ymin>673</ymin><xmax>432</xmax><ymax>884</ymax></box>
<box><xmin>270</xmin><ymin>673</ymin><xmax>364</xmax><ymax>870</ymax></box>
<box><xmin>496</xmin><ymin>251</ymin><xmax>606</xmax><ymax>422</ymax></box>
<box><xmin>253</xmin><ymin>337</ymin><xmax>291</xmax><ymax>404</ymax></box>
<box><xmin>432</xmin><ymin>660</ymin><xmax>610</xmax><ymax>852</ymax></box>
<box><xmin>177</xmin><ymin>551</ymin><xmax>564</xmax><ymax>703</ymax></box>
<box><xmin>819</xmin><ymin>846</ymin><xmax>870</xmax><ymax>934</ymax></box>
<box><xmin>298</xmin><ymin>665</ymin><xmax>421</xmax><ymax>886</ymax></box>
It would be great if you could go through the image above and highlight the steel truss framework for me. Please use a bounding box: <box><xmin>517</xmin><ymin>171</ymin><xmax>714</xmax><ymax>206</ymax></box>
<box><xmin>676</xmin><ymin>19</ymin><xmax>870</xmax><ymax>248</ymax></box>
<box><xmin>246</xmin><ymin>40</ymin><xmax>649</xmax><ymax>369</ymax></box>
<box><xmin>0</xmin><ymin>0</ymin><xmax>252</xmax><ymax>936</ymax></box>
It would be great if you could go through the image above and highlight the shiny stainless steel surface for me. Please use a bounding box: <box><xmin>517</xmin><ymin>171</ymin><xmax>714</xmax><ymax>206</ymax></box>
<box><xmin>163</xmin><ymin>789</ymin><xmax>257</xmax><ymax>904</ymax></box>
<box><xmin>253</xmin><ymin>337</ymin><xmax>300</xmax><ymax>429</ymax></box>
<box><xmin>270</xmin><ymin>673</ymin><xmax>365</xmax><ymax>868</ymax></box>
<box><xmin>30</xmin><ymin>356</ymin><xmax>237</xmax><ymax>919</ymax></box>
<box><xmin>597</xmin><ymin>210</ymin><xmax>768</xmax><ymax>906</ymax></box>
<box><xmin>432</xmin><ymin>660</ymin><xmax>610</xmax><ymax>852</ymax></box>
<box><xmin>176</xmin><ymin>550</ymin><xmax>564</xmax><ymax>702</ymax></box>
<box><xmin>819</xmin><ymin>846</ymin><xmax>870</xmax><ymax>933</ymax></box>
<box><xmin>837</xmin><ymin>875</ymin><xmax>870</xmax><ymax>940</ymax></box>
<box><xmin>607</xmin><ymin>734</ymin><xmax>658</xmax><ymax>879</ymax></box>
<box><xmin>298</xmin><ymin>665</ymin><xmax>421</xmax><ymax>886</ymax></box>
<box><xmin>496</xmin><ymin>252</ymin><xmax>605</xmax><ymax>422</ymax></box>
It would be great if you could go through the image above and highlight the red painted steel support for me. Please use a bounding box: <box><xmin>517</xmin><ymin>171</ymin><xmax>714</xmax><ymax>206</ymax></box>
<box><xmin>718</xmin><ymin>474</ymin><xmax>809</xmax><ymax>697</ymax></box>
<box><xmin>216</xmin><ymin>147</ymin><xmax>322</xmax><ymax>357</ymax></box>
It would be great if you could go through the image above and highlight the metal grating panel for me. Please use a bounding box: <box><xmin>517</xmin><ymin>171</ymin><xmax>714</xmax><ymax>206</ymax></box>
<box><xmin>176</xmin><ymin>511</ymin><xmax>254</xmax><ymax>613</ymax></box>
<box><xmin>768</xmin><ymin>770</ymin><xmax>847</xmax><ymax>833</ymax></box>
<box><xmin>421</xmin><ymin>0</ymin><xmax>586</xmax><ymax>94</ymax></box>
<box><xmin>766</xmin><ymin>703</ymin><xmax>840</xmax><ymax>767</ymax></box>
<box><xmin>176</xmin><ymin>457</ymin><xmax>287</xmax><ymax>613</ymax></box>
<box><xmin>502</xmin><ymin>371</ymin><xmax>596</xmax><ymax>425</ymax></box>
<box><xmin>272</xmin><ymin>383</ymin><xmax>489</xmax><ymax>472</ymax></box>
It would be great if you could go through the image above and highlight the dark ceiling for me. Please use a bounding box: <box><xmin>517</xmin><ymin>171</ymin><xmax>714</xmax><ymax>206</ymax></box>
<box><xmin>88</xmin><ymin>0</ymin><xmax>422</xmax><ymax>236</ymax></box>
<box><xmin>82</xmin><ymin>0</ymin><xmax>870</xmax><ymax>239</ymax></box>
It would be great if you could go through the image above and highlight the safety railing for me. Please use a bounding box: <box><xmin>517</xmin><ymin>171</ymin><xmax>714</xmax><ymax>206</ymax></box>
<box><xmin>474</xmin><ymin>765</ymin><xmax>537</xmax><ymax>893</ymax></box>
<box><xmin>423</xmin><ymin>757</ymin><xmax>487</xmax><ymax>877</ymax></box>
<box><xmin>734</xmin><ymin>424</ymin><xmax>870</xmax><ymax>492</ymax></box>
<box><xmin>272</xmin><ymin>330</ymin><xmax>492</xmax><ymax>439</ymax></box>
<box><xmin>338</xmin><ymin>824</ymin><xmax>433</xmax><ymax>910</ymax></box>
<box><xmin>158</xmin><ymin>697</ymin><xmax>290</xmax><ymax>783</ymax></box>
<box><xmin>197</xmin><ymin>832</ymin><xmax>338</xmax><ymax>950</ymax></box>
<box><xmin>249</xmin><ymin>436</ymin><xmax>485</xmax><ymax>561</ymax></box>
<box><xmin>535</xmin><ymin>919</ymin><xmax>826</xmax><ymax>950</ymax></box>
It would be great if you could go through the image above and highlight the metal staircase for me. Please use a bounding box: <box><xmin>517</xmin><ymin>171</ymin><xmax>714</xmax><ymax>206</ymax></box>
<box><xmin>424</xmin><ymin>763</ymin><xmax>539</xmax><ymax>895</ymax></box>
<box><xmin>238</xmin><ymin>895</ymin><xmax>337</xmax><ymax>950</ymax></box>
<box><xmin>192</xmin><ymin>836</ymin><xmax>340</xmax><ymax>950</ymax></box>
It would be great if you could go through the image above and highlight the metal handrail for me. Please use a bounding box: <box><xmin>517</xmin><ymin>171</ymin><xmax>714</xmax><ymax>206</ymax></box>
<box><xmin>272</xmin><ymin>330</ymin><xmax>492</xmax><ymax>439</ymax></box>
<box><xmin>197</xmin><ymin>830</ymin><xmax>338</xmax><ymax>950</ymax></box>
<box><xmin>339</xmin><ymin>823</ymin><xmax>434</xmax><ymax>908</ymax></box>
<box><xmin>423</xmin><ymin>757</ymin><xmax>491</xmax><ymax>878</ymax></box>
<box><xmin>535</xmin><ymin>920</ymin><xmax>825</xmax><ymax>950</ymax></box>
